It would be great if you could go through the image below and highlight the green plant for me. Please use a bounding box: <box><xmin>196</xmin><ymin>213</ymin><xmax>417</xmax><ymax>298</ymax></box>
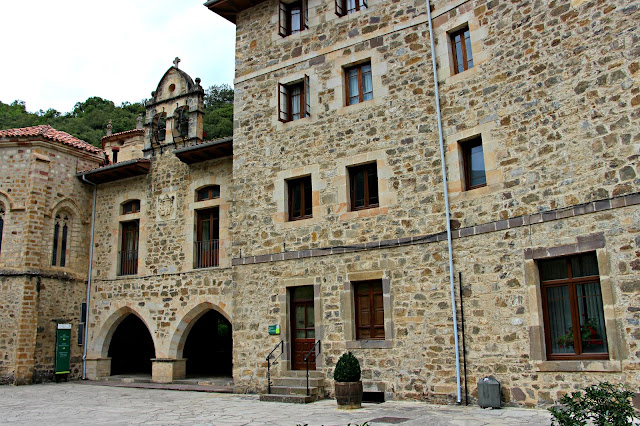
<box><xmin>549</xmin><ymin>382</ymin><xmax>638</xmax><ymax>426</ymax></box>
<box><xmin>334</xmin><ymin>352</ymin><xmax>361</xmax><ymax>382</ymax></box>
<box><xmin>556</xmin><ymin>318</ymin><xmax>603</xmax><ymax>349</ymax></box>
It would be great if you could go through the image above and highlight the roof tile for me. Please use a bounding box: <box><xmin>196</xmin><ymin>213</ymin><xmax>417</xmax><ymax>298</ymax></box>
<box><xmin>0</xmin><ymin>125</ymin><xmax>103</xmax><ymax>154</ymax></box>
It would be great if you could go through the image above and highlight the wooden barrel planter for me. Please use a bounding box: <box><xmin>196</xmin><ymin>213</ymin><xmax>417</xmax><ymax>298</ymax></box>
<box><xmin>335</xmin><ymin>381</ymin><xmax>363</xmax><ymax>409</ymax></box>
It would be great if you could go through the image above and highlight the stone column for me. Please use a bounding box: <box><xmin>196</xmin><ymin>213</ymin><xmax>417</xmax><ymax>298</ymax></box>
<box><xmin>151</xmin><ymin>358</ymin><xmax>186</xmax><ymax>383</ymax></box>
<box><xmin>85</xmin><ymin>358</ymin><xmax>111</xmax><ymax>380</ymax></box>
<box><xmin>13</xmin><ymin>276</ymin><xmax>39</xmax><ymax>385</ymax></box>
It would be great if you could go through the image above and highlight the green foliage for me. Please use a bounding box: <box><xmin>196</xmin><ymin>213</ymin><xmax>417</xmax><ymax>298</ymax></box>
<box><xmin>334</xmin><ymin>352</ymin><xmax>361</xmax><ymax>382</ymax></box>
<box><xmin>549</xmin><ymin>382</ymin><xmax>638</xmax><ymax>426</ymax></box>
<box><xmin>0</xmin><ymin>83</ymin><xmax>234</xmax><ymax>147</ymax></box>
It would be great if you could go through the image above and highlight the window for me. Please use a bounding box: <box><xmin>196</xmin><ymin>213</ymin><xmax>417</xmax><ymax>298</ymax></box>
<box><xmin>450</xmin><ymin>25</ymin><xmax>474</xmax><ymax>74</ymax></box>
<box><xmin>197</xmin><ymin>185</ymin><xmax>220</xmax><ymax>202</ymax></box>
<box><xmin>335</xmin><ymin>0</ymin><xmax>367</xmax><ymax>16</ymax></box>
<box><xmin>195</xmin><ymin>208</ymin><xmax>219</xmax><ymax>268</ymax></box>
<box><xmin>345</xmin><ymin>62</ymin><xmax>373</xmax><ymax>106</ymax></box>
<box><xmin>460</xmin><ymin>136</ymin><xmax>486</xmax><ymax>190</ymax></box>
<box><xmin>354</xmin><ymin>280</ymin><xmax>384</xmax><ymax>339</ymax></box>
<box><xmin>349</xmin><ymin>162</ymin><xmax>378</xmax><ymax>210</ymax></box>
<box><xmin>122</xmin><ymin>200</ymin><xmax>140</xmax><ymax>214</ymax></box>
<box><xmin>287</xmin><ymin>176</ymin><xmax>312</xmax><ymax>221</ymax></box>
<box><xmin>278</xmin><ymin>76</ymin><xmax>310</xmax><ymax>122</ymax></box>
<box><xmin>279</xmin><ymin>0</ymin><xmax>308</xmax><ymax>37</ymax></box>
<box><xmin>0</xmin><ymin>205</ymin><xmax>4</xmax><ymax>256</ymax></box>
<box><xmin>51</xmin><ymin>214</ymin><xmax>69</xmax><ymax>267</ymax></box>
<box><xmin>540</xmin><ymin>252</ymin><xmax>608</xmax><ymax>360</ymax></box>
<box><xmin>119</xmin><ymin>220</ymin><xmax>139</xmax><ymax>276</ymax></box>
<box><xmin>112</xmin><ymin>147</ymin><xmax>119</xmax><ymax>164</ymax></box>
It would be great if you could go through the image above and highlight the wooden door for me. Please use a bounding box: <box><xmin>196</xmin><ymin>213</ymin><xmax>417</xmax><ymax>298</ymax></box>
<box><xmin>291</xmin><ymin>286</ymin><xmax>315</xmax><ymax>370</ymax></box>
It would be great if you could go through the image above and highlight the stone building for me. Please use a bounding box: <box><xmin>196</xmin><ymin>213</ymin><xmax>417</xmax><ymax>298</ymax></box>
<box><xmin>3</xmin><ymin>0</ymin><xmax>638</xmax><ymax>409</ymax></box>
<box><xmin>0</xmin><ymin>125</ymin><xmax>104</xmax><ymax>384</ymax></box>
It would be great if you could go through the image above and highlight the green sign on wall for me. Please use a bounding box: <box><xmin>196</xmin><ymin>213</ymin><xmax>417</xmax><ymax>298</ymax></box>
<box><xmin>55</xmin><ymin>324</ymin><xmax>72</xmax><ymax>374</ymax></box>
<box><xmin>268</xmin><ymin>325</ymin><xmax>280</xmax><ymax>335</ymax></box>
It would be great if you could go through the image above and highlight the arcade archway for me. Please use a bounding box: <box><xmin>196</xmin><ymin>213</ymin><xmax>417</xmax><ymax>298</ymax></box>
<box><xmin>107</xmin><ymin>313</ymin><xmax>155</xmax><ymax>376</ymax></box>
<box><xmin>183</xmin><ymin>309</ymin><xmax>232</xmax><ymax>377</ymax></box>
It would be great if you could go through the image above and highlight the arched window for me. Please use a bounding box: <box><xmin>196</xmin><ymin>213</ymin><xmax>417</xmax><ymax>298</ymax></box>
<box><xmin>197</xmin><ymin>185</ymin><xmax>220</xmax><ymax>202</ymax></box>
<box><xmin>122</xmin><ymin>200</ymin><xmax>141</xmax><ymax>214</ymax></box>
<box><xmin>52</xmin><ymin>213</ymin><xmax>70</xmax><ymax>267</ymax></box>
<box><xmin>152</xmin><ymin>113</ymin><xmax>167</xmax><ymax>143</ymax></box>
<box><xmin>0</xmin><ymin>205</ymin><xmax>5</xmax><ymax>256</ymax></box>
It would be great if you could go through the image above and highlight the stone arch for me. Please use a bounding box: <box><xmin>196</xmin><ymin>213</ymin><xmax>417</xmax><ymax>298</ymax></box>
<box><xmin>167</xmin><ymin>301</ymin><xmax>231</xmax><ymax>359</ymax></box>
<box><xmin>49</xmin><ymin>198</ymin><xmax>83</xmax><ymax>222</ymax></box>
<box><xmin>92</xmin><ymin>305</ymin><xmax>157</xmax><ymax>358</ymax></box>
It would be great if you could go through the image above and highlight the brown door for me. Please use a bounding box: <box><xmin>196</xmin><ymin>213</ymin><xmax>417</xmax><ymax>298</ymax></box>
<box><xmin>291</xmin><ymin>286</ymin><xmax>315</xmax><ymax>370</ymax></box>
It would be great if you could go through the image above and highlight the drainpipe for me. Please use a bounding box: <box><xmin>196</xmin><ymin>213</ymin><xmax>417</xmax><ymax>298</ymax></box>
<box><xmin>425</xmin><ymin>0</ymin><xmax>462</xmax><ymax>404</ymax></box>
<box><xmin>81</xmin><ymin>175</ymin><xmax>97</xmax><ymax>380</ymax></box>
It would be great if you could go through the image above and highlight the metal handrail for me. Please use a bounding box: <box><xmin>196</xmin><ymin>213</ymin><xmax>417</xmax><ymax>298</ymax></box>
<box><xmin>304</xmin><ymin>340</ymin><xmax>321</xmax><ymax>396</ymax></box>
<box><xmin>266</xmin><ymin>340</ymin><xmax>283</xmax><ymax>394</ymax></box>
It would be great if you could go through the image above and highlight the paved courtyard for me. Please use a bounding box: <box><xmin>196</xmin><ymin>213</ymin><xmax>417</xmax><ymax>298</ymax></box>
<box><xmin>0</xmin><ymin>382</ymin><xmax>552</xmax><ymax>425</ymax></box>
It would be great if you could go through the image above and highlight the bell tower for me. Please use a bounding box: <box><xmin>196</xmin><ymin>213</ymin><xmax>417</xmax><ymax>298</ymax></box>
<box><xmin>144</xmin><ymin>58</ymin><xmax>205</xmax><ymax>156</ymax></box>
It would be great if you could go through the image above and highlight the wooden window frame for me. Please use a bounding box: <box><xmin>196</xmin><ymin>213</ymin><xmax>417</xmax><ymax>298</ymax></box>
<box><xmin>287</xmin><ymin>176</ymin><xmax>313</xmax><ymax>221</ymax></box>
<box><xmin>539</xmin><ymin>254</ymin><xmax>609</xmax><ymax>361</ymax></box>
<box><xmin>278</xmin><ymin>75</ymin><xmax>310</xmax><ymax>123</ymax></box>
<box><xmin>197</xmin><ymin>185</ymin><xmax>221</xmax><ymax>202</ymax></box>
<box><xmin>348</xmin><ymin>162</ymin><xmax>379</xmax><ymax>211</ymax></box>
<box><xmin>122</xmin><ymin>200</ymin><xmax>141</xmax><ymax>214</ymax></box>
<box><xmin>450</xmin><ymin>25</ymin><xmax>474</xmax><ymax>75</ymax></box>
<box><xmin>119</xmin><ymin>220</ymin><xmax>139</xmax><ymax>276</ymax></box>
<box><xmin>279</xmin><ymin>0</ymin><xmax>308</xmax><ymax>37</ymax></box>
<box><xmin>335</xmin><ymin>0</ymin><xmax>367</xmax><ymax>16</ymax></box>
<box><xmin>345</xmin><ymin>61</ymin><xmax>373</xmax><ymax>106</ymax></box>
<box><xmin>460</xmin><ymin>136</ymin><xmax>486</xmax><ymax>191</ymax></box>
<box><xmin>354</xmin><ymin>280</ymin><xmax>385</xmax><ymax>340</ymax></box>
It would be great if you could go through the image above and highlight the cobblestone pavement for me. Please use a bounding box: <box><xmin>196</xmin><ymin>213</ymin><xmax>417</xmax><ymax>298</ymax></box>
<box><xmin>0</xmin><ymin>383</ymin><xmax>552</xmax><ymax>425</ymax></box>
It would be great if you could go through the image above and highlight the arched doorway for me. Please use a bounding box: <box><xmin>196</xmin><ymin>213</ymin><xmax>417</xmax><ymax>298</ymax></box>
<box><xmin>107</xmin><ymin>314</ymin><xmax>155</xmax><ymax>376</ymax></box>
<box><xmin>183</xmin><ymin>310</ymin><xmax>232</xmax><ymax>377</ymax></box>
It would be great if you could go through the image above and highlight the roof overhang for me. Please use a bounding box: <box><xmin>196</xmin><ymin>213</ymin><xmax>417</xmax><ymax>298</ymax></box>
<box><xmin>204</xmin><ymin>0</ymin><xmax>267</xmax><ymax>24</ymax></box>
<box><xmin>76</xmin><ymin>158</ymin><xmax>151</xmax><ymax>184</ymax></box>
<box><xmin>174</xmin><ymin>137</ymin><xmax>233</xmax><ymax>164</ymax></box>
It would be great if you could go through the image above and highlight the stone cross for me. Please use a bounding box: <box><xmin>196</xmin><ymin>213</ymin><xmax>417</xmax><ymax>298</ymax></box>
<box><xmin>173</xmin><ymin>57</ymin><xmax>181</xmax><ymax>68</ymax></box>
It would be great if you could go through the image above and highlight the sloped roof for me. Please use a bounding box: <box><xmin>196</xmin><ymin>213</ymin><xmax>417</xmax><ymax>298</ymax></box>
<box><xmin>0</xmin><ymin>125</ymin><xmax>103</xmax><ymax>154</ymax></box>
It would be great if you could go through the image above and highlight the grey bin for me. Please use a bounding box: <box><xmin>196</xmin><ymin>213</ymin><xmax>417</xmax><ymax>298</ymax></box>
<box><xmin>477</xmin><ymin>377</ymin><xmax>501</xmax><ymax>408</ymax></box>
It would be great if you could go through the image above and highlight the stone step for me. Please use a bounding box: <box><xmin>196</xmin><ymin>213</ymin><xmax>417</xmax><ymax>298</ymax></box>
<box><xmin>272</xmin><ymin>377</ymin><xmax>324</xmax><ymax>387</ymax></box>
<box><xmin>269</xmin><ymin>385</ymin><xmax>322</xmax><ymax>396</ymax></box>
<box><xmin>278</xmin><ymin>370</ymin><xmax>324</xmax><ymax>379</ymax></box>
<box><xmin>259</xmin><ymin>394</ymin><xmax>314</xmax><ymax>404</ymax></box>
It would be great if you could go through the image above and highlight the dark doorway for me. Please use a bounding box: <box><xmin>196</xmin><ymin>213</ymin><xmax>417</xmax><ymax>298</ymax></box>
<box><xmin>108</xmin><ymin>314</ymin><xmax>155</xmax><ymax>375</ymax></box>
<box><xmin>290</xmin><ymin>286</ymin><xmax>315</xmax><ymax>370</ymax></box>
<box><xmin>183</xmin><ymin>310</ymin><xmax>232</xmax><ymax>376</ymax></box>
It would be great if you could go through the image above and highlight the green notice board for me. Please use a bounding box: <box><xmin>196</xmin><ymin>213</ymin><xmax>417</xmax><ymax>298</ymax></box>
<box><xmin>55</xmin><ymin>324</ymin><xmax>72</xmax><ymax>374</ymax></box>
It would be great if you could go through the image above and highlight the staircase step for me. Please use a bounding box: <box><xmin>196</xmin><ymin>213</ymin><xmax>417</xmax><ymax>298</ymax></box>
<box><xmin>259</xmin><ymin>394</ymin><xmax>314</xmax><ymax>404</ymax></box>
<box><xmin>270</xmin><ymin>385</ymin><xmax>321</xmax><ymax>396</ymax></box>
<box><xmin>272</xmin><ymin>377</ymin><xmax>324</xmax><ymax>387</ymax></box>
<box><xmin>279</xmin><ymin>370</ymin><xmax>324</xmax><ymax>379</ymax></box>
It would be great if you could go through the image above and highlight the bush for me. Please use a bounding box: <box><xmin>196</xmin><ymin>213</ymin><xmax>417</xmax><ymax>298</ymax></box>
<box><xmin>334</xmin><ymin>352</ymin><xmax>361</xmax><ymax>382</ymax></box>
<box><xmin>549</xmin><ymin>382</ymin><xmax>638</xmax><ymax>426</ymax></box>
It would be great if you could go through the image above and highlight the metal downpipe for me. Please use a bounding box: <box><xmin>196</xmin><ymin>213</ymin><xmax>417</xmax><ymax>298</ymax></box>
<box><xmin>81</xmin><ymin>175</ymin><xmax>97</xmax><ymax>380</ymax></box>
<box><xmin>426</xmin><ymin>0</ymin><xmax>462</xmax><ymax>403</ymax></box>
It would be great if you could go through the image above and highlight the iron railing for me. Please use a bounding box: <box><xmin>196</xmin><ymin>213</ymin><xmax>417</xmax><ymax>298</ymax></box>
<box><xmin>304</xmin><ymin>340</ymin><xmax>321</xmax><ymax>396</ymax></box>
<box><xmin>119</xmin><ymin>250</ymin><xmax>138</xmax><ymax>276</ymax></box>
<box><xmin>266</xmin><ymin>340</ymin><xmax>284</xmax><ymax>394</ymax></box>
<box><xmin>195</xmin><ymin>239</ymin><xmax>219</xmax><ymax>268</ymax></box>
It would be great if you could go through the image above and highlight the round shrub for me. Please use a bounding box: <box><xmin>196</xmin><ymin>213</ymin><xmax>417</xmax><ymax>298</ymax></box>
<box><xmin>334</xmin><ymin>352</ymin><xmax>361</xmax><ymax>382</ymax></box>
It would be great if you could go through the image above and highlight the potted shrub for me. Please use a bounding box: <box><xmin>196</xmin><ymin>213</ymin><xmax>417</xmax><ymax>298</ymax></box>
<box><xmin>333</xmin><ymin>352</ymin><xmax>363</xmax><ymax>409</ymax></box>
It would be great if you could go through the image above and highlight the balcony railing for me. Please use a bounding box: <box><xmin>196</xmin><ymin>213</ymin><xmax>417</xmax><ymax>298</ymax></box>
<box><xmin>119</xmin><ymin>250</ymin><xmax>138</xmax><ymax>276</ymax></box>
<box><xmin>195</xmin><ymin>239</ymin><xmax>219</xmax><ymax>268</ymax></box>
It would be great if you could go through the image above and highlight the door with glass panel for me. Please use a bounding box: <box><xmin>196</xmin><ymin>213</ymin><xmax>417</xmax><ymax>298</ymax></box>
<box><xmin>196</xmin><ymin>207</ymin><xmax>219</xmax><ymax>268</ymax></box>
<box><xmin>290</xmin><ymin>286</ymin><xmax>315</xmax><ymax>370</ymax></box>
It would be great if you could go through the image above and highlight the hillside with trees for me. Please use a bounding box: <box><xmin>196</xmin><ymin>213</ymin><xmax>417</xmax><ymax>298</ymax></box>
<box><xmin>0</xmin><ymin>84</ymin><xmax>234</xmax><ymax>147</ymax></box>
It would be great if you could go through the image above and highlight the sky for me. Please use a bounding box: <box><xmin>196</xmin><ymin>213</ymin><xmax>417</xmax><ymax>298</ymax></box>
<box><xmin>0</xmin><ymin>0</ymin><xmax>236</xmax><ymax>114</ymax></box>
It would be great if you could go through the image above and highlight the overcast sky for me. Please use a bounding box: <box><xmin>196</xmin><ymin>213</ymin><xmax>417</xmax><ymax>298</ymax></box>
<box><xmin>0</xmin><ymin>0</ymin><xmax>236</xmax><ymax>114</ymax></box>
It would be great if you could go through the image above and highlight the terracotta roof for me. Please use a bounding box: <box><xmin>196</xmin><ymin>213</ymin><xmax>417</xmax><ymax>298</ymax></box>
<box><xmin>0</xmin><ymin>125</ymin><xmax>103</xmax><ymax>154</ymax></box>
<box><xmin>101</xmin><ymin>128</ymin><xmax>145</xmax><ymax>149</ymax></box>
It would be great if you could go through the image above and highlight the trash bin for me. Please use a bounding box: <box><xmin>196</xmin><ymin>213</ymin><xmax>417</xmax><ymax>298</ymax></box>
<box><xmin>477</xmin><ymin>377</ymin><xmax>501</xmax><ymax>408</ymax></box>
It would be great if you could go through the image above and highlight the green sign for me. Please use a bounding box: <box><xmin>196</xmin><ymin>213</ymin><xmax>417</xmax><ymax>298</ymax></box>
<box><xmin>55</xmin><ymin>324</ymin><xmax>72</xmax><ymax>374</ymax></box>
<box><xmin>268</xmin><ymin>325</ymin><xmax>280</xmax><ymax>335</ymax></box>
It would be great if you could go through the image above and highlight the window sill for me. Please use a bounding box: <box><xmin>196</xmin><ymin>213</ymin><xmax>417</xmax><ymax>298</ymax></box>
<box><xmin>536</xmin><ymin>360</ymin><xmax>621</xmax><ymax>372</ymax></box>
<box><xmin>346</xmin><ymin>339</ymin><xmax>392</xmax><ymax>349</ymax></box>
